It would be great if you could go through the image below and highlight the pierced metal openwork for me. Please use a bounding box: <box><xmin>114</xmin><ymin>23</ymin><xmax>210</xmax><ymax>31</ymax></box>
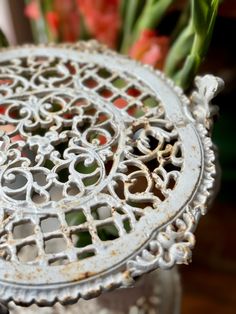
<box><xmin>0</xmin><ymin>42</ymin><xmax>223</xmax><ymax>306</ymax></box>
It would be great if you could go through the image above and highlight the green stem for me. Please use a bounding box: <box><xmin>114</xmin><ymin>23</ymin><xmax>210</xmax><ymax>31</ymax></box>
<box><xmin>24</xmin><ymin>0</ymin><xmax>48</xmax><ymax>43</ymax></box>
<box><xmin>202</xmin><ymin>0</ymin><xmax>219</xmax><ymax>56</ymax></box>
<box><xmin>164</xmin><ymin>0</ymin><xmax>220</xmax><ymax>90</ymax></box>
<box><xmin>120</xmin><ymin>0</ymin><xmax>143</xmax><ymax>53</ymax></box>
<box><xmin>79</xmin><ymin>12</ymin><xmax>90</xmax><ymax>40</ymax></box>
<box><xmin>174</xmin><ymin>53</ymin><xmax>200</xmax><ymax>88</ymax></box>
<box><xmin>130</xmin><ymin>0</ymin><xmax>174</xmax><ymax>45</ymax></box>
<box><xmin>164</xmin><ymin>22</ymin><xmax>194</xmax><ymax>76</ymax></box>
<box><xmin>171</xmin><ymin>1</ymin><xmax>190</xmax><ymax>42</ymax></box>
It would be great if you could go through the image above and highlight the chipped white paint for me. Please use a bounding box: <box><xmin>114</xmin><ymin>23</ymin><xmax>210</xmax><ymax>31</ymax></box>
<box><xmin>0</xmin><ymin>41</ymin><xmax>223</xmax><ymax>307</ymax></box>
<box><xmin>8</xmin><ymin>268</ymin><xmax>181</xmax><ymax>314</ymax></box>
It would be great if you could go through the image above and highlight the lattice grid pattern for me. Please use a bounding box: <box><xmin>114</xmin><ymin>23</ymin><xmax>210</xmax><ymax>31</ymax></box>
<box><xmin>0</xmin><ymin>46</ymin><xmax>183</xmax><ymax>267</ymax></box>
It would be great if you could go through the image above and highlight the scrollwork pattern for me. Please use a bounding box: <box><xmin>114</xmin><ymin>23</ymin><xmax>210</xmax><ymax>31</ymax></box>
<box><xmin>0</xmin><ymin>48</ymin><xmax>182</xmax><ymax>214</ymax></box>
<box><xmin>0</xmin><ymin>91</ymin><xmax>121</xmax><ymax>205</ymax></box>
<box><xmin>0</xmin><ymin>42</ymin><xmax>220</xmax><ymax>307</ymax></box>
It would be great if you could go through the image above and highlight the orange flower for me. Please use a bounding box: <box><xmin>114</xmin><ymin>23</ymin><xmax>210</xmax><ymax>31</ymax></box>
<box><xmin>46</xmin><ymin>11</ymin><xmax>60</xmax><ymax>38</ymax></box>
<box><xmin>77</xmin><ymin>0</ymin><xmax>120</xmax><ymax>48</ymax></box>
<box><xmin>24</xmin><ymin>0</ymin><xmax>40</xmax><ymax>20</ymax></box>
<box><xmin>53</xmin><ymin>0</ymin><xmax>80</xmax><ymax>42</ymax></box>
<box><xmin>129</xmin><ymin>30</ymin><xmax>169</xmax><ymax>70</ymax></box>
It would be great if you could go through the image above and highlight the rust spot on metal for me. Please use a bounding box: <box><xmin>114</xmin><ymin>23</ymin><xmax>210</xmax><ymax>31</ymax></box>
<box><xmin>123</xmin><ymin>269</ymin><xmax>133</xmax><ymax>281</ymax></box>
<box><xmin>72</xmin><ymin>271</ymin><xmax>97</xmax><ymax>281</ymax></box>
<box><xmin>0</xmin><ymin>42</ymin><xmax>218</xmax><ymax>306</ymax></box>
<box><xmin>111</xmin><ymin>250</ymin><xmax>117</xmax><ymax>256</ymax></box>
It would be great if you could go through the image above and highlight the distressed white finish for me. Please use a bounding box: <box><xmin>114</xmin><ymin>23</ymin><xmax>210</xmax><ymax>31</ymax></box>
<box><xmin>0</xmin><ymin>41</ymin><xmax>223</xmax><ymax>307</ymax></box>
<box><xmin>8</xmin><ymin>268</ymin><xmax>181</xmax><ymax>314</ymax></box>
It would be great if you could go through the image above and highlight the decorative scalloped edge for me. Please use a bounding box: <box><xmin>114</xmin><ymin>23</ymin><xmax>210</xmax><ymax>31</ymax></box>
<box><xmin>0</xmin><ymin>270</ymin><xmax>135</xmax><ymax>307</ymax></box>
<box><xmin>127</xmin><ymin>123</ymin><xmax>217</xmax><ymax>276</ymax></box>
<box><xmin>0</xmin><ymin>41</ymin><xmax>222</xmax><ymax>306</ymax></box>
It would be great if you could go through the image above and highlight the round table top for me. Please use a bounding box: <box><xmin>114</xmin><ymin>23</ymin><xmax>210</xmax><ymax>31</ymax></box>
<box><xmin>0</xmin><ymin>41</ymin><xmax>223</xmax><ymax>306</ymax></box>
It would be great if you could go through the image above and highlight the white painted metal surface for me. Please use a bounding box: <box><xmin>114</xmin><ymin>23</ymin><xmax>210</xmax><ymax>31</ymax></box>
<box><xmin>0</xmin><ymin>41</ymin><xmax>223</xmax><ymax>308</ymax></box>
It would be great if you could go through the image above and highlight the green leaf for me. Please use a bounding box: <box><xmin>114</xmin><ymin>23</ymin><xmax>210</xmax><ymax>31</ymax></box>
<box><xmin>171</xmin><ymin>2</ymin><xmax>191</xmax><ymax>42</ymax></box>
<box><xmin>203</xmin><ymin>0</ymin><xmax>219</xmax><ymax>54</ymax></box>
<box><xmin>174</xmin><ymin>54</ymin><xmax>200</xmax><ymax>89</ymax></box>
<box><xmin>120</xmin><ymin>0</ymin><xmax>143</xmax><ymax>53</ymax></box>
<box><xmin>164</xmin><ymin>0</ymin><xmax>220</xmax><ymax>90</ymax></box>
<box><xmin>119</xmin><ymin>0</ymin><xmax>128</xmax><ymax>20</ymax></box>
<box><xmin>131</xmin><ymin>0</ymin><xmax>174</xmax><ymax>46</ymax></box>
<box><xmin>192</xmin><ymin>0</ymin><xmax>210</xmax><ymax>35</ymax></box>
<box><xmin>165</xmin><ymin>24</ymin><xmax>194</xmax><ymax>76</ymax></box>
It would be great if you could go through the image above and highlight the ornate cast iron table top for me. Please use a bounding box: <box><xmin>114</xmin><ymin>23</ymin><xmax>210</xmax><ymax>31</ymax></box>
<box><xmin>0</xmin><ymin>41</ymin><xmax>223</xmax><ymax>306</ymax></box>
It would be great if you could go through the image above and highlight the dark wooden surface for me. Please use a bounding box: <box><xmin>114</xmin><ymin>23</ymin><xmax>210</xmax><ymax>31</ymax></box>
<box><xmin>181</xmin><ymin>202</ymin><xmax>236</xmax><ymax>314</ymax></box>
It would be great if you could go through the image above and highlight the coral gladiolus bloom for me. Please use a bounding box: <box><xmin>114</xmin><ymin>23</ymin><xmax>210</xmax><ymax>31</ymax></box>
<box><xmin>77</xmin><ymin>0</ymin><xmax>120</xmax><ymax>48</ymax></box>
<box><xmin>129</xmin><ymin>30</ymin><xmax>169</xmax><ymax>70</ymax></box>
<box><xmin>46</xmin><ymin>11</ymin><xmax>60</xmax><ymax>37</ymax></box>
<box><xmin>53</xmin><ymin>0</ymin><xmax>80</xmax><ymax>42</ymax></box>
<box><xmin>24</xmin><ymin>0</ymin><xmax>40</xmax><ymax>20</ymax></box>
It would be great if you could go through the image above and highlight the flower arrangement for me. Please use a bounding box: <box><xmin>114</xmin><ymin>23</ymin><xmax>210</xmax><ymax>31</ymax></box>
<box><xmin>23</xmin><ymin>0</ymin><xmax>220</xmax><ymax>90</ymax></box>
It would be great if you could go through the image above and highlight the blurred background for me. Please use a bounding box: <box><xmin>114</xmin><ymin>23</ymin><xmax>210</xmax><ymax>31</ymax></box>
<box><xmin>0</xmin><ymin>0</ymin><xmax>236</xmax><ymax>313</ymax></box>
